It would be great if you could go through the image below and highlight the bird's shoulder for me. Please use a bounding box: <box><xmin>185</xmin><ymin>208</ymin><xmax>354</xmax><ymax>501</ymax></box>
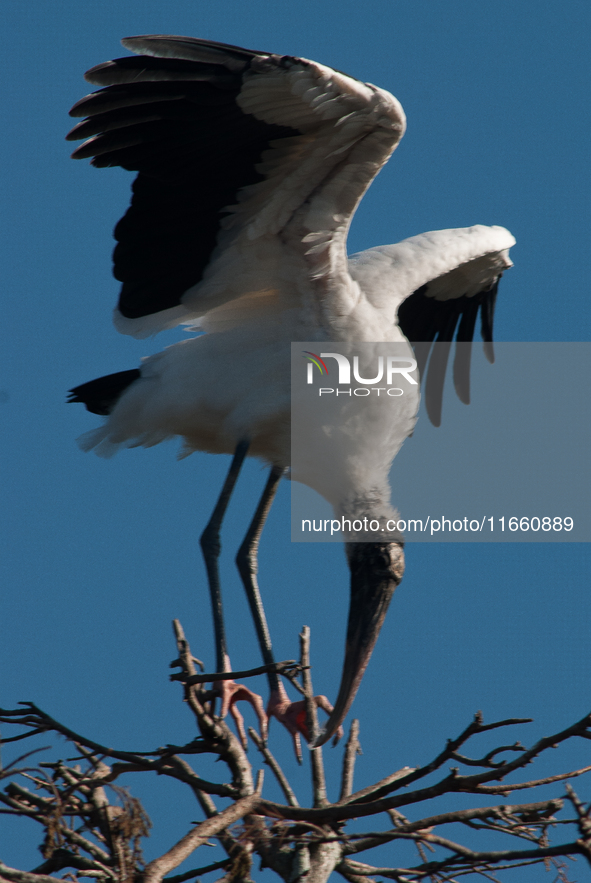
<box><xmin>349</xmin><ymin>225</ymin><xmax>516</xmax><ymax>424</ymax></box>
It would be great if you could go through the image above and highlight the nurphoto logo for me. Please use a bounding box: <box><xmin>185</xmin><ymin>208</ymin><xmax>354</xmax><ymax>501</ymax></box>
<box><xmin>302</xmin><ymin>351</ymin><xmax>418</xmax><ymax>397</ymax></box>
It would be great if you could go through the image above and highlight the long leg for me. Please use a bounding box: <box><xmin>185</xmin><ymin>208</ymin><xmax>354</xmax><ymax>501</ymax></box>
<box><xmin>200</xmin><ymin>440</ymin><xmax>249</xmax><ymax>673</ymax></box>
<box><xmin>236</xmin><ymin>465</ymin><xmax>284</xmax><ymax>682</ymax></box>
<box><xmin>236</xmin><ymin>467</ymin><xmax>338</xmax><ymax>760</ymax></box>
<box><xmin>199</xmin><ymin>440</ymin><xmax>266</xmax><ymax>745</ymax></box>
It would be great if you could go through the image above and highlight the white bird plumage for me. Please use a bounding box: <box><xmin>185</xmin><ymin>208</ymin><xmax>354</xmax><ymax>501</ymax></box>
<box><xmin>68</xmin><ymin>35</ymin><xmax>514</xmax><ymax>748</ymax></box>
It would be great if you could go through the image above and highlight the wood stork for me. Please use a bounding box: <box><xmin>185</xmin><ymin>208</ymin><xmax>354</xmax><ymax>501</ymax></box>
<box><xmin>67</xmin><ymin>35</ymin><xmax>515</xmax><ymax>749</ymax></box>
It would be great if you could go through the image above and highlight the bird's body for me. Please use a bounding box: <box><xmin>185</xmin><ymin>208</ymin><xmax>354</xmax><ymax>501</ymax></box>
<box><xmin>68</xmin><ymin>35</ymin><xmax>514</xmax><ymax>745</ymax></box>
<box><xmin>78</xmin><ymin>225</ymin><xmax>512</xmax><ymax>514</ymax></box>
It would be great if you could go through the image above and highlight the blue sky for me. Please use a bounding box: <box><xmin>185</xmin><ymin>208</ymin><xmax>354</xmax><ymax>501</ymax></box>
<box><xmin>2</xmin><ymin>1</ymin><xmax>591</xmax><ymax>878</ymax></box>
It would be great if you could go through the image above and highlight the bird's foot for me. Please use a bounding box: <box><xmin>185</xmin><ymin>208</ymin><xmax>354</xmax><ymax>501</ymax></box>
<box><xmin>267</xmin><ymin>683</ymin><xmax>344</xmax><ymax>763</ymax></box>
<box><xmin>213</xmin><ymin>675</ymin><xmax>267</xmax><ymax>750</ymax></box>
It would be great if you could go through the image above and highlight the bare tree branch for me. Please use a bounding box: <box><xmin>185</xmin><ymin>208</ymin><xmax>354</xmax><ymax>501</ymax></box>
<box><xmin>2</xmin><ymin>621</ymin><xmax>591</xmax><ymax>883</ymax></box>
<box><xmin>175</xmin><ymin>660</ymin><xmax>301</xmax><ymax>686</ymax></box>
<box><xmin>248</xmin><ymin>727</ymin><xmax>299</xmax><ymax>807</ymax></box>
<box><xmin>171</xmin><ymin>619</ymin><xmax>255</xmax><ymax>798</ymax></box>
<box><xmin>340</xmin><ymin>720</ymin><xmax>361</xmax><ymax>801</ymax></box>
<box><xmin>299</xmin><ymin>626</ymin><xmax>328</xmax><ymax>809</ymax></box>
<box><xmin>565</xmin><ymin>784</ymin><xmax>591</xmax><ymax>868</ymax></box>
<box><xmin>143</xmin><ymin>772</ymin><xmax>263</xmax><ymax>883</ymax></box>
<box><xmin>163</xmin><ymin>859</ymin><xmax>231</xmax><ymax>883</ymax></box>
<box><xmin>0</xmin><ymin>862</ymin><xmax>74</xmax><ymax>883</ymax></box>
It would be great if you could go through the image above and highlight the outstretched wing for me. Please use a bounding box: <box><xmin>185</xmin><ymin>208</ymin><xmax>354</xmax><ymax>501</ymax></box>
<box><xmin>349</xmin><ymin>225</ymin><xmax>515</xmax><ymax>425</ymax></box>
<box><xmin>68</xmin><ymin>35</ymin><xmax>406</xmax><ymax>337</ymax></box>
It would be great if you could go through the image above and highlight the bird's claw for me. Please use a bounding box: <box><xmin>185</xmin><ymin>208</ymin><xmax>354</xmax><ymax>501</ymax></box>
<box><xmin>213</xmin><ymin>677</ymin><xmax>267</xmax><ymax>750</ymax></box>
<box><xmin>267</xmin><ymin>683</ymin><xmax>344</xmax><ymax>763</ymax></box>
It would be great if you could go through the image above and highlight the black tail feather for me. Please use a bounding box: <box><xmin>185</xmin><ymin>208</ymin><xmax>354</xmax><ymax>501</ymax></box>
<box><xmin>68</xmin><ymin>369</ymin><xmax>140</xmax><ymax>415</ymax></box>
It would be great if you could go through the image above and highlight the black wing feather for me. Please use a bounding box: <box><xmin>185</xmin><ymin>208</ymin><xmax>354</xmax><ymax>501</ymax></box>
<box><xmin>68</xmin><ymin>44</ymin><xmax>299</xmax><ymax>320</ymax></box>
<box><xmin>397</xmin><ymin>279</ymin><xmax>501</xmax><ymax>425</ymax></box>
<box><xmin>452</xmin><ymin>298</ymin><xmax>480</xmax><ymax>404</ymax></box>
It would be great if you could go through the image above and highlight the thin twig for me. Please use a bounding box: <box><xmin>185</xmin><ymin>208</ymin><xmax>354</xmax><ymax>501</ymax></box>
<box><xmin>163</xmin><ymin>858</ymin><xmax>231</xmax><ymax>883</ymax></box>
<box><xmin>468</xmin><ymin>765</ymin><xmax>591</xmax><ymax>795</ymax></box>
<box><xmin>248</xmin><ymin>727</ymin><xmax>299</xmax><ymax>807</ymax></box>
<box><xmin>299</xmin><ymin>626</ymin><xmax>328</xmax><ymax>808</ymax></box>
<box><xmin>339</xmin><ymin>767</ymin><xmax>416</xmax><ymax>807</ymax></box>
<box><xmin>176</xmin><ymin>660</ymin><xmax>302</xmax><ymax>686</ymax></box>
<box><xmin>340</xmin><ymin>720</ymin><xmax>361</xmax><ymax>801</ymax></box>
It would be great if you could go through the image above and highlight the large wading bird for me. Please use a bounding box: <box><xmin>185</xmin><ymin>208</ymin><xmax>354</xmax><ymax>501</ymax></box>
<box><xmin>68</xmin><ymin>35</ymin><xmax>515</xmax><ymax>749</ymax></box>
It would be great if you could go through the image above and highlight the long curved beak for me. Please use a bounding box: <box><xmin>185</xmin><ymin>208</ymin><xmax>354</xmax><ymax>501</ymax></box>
<box><xmin>310</xmin><ymin>541</ymin><xmax>405</xmax><ymax>748</ymax></box>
